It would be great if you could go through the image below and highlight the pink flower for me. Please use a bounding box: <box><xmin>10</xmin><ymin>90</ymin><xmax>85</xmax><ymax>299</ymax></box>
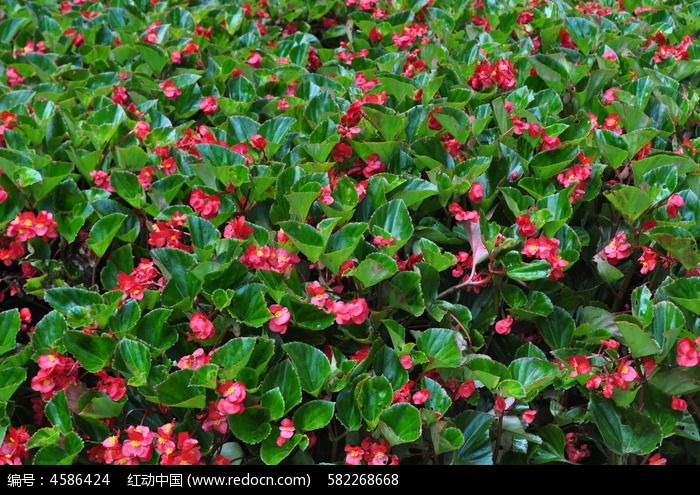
<box><xmin>247</xmin><ymin>51</ymin><xmax>262</xmax><ymax>68</ymax></box>
<box><xmin>362</xmin><ymin>153</ymin><xmax>385</xmax><ymax>178</ymax></box>
<box><xmin>318</xmin><ymin>185</ymin><xmax>334</xmax><ymax>205</ymax></box>
<box><xmin>216</xmin><ymin>381</ymin><xmax>247</xmax><ymax>415</ymax></box>
<box><xmin>494</xmin><ymin>315</ymin><xmax>513</xmax><ymax>335</ymax></box>
<box><xmin>522</xmin><ymin>410</ymin><xmax>537</xmax><ymax>424</ymax></box>
<box><xmin>399</xmin><ymin>354</ymin><xmax>413</xmax><ymax>370</ymax></box>
<box><xmin>268</xmin><ymin>304</ymin><xmax>291</xmax><ymax>334</ymax></box>
<box><xmin>90</xmin><ymin>170</ymin><xmax>115</xmax><ymax>192</ymax></box>
<box><xmin>344</xmin><ymin>445</ymin><xmax>365</xmax><ymax>465</ymax></box>
<box><xmin>6</xmin><ymin>66</ymin><xmax>23</xmax><ymax>86</ymax></box>
<box><xmin>134</xmin><ymin>120</ymin><xmax>151</xmax><ymax>140</ymax></box>
<box><xmin>199</xmin><ymin>402</ymin><xmax>228</xmax><ymax>434</ymax></box>
<box><xmin>121</xmin><ymin>426</ymin><xmax>154</xmax><ymax>461</ymax></box>
<box><xmin>199</xmin><ymin>96</ymin><xmax>218</xmax><ymax>115</ymax></box>
<box><xmin>333</xmin><ymin>298</ymin><xmax>370</xmax><ymax>325</ymax></box>
<box><xmin>602</xmin><ymin>87</ymin><xmax>622</xmax><ymax>105</ymax></box>
<box><xmin>566</xmin><ymin>355</ymin><xmax>592</xmax><ymax>377</ymax></box>
<box><xmin>493</xmin><ymin>395</ymin><xmax>508</xmax><ymax>414</ymax></box>
<box><xmin>448</xmin><ymin>202</ymin><xmax>479</xmax><ymax>222</ymax></box>
<box><xmin>276</xmin><ymin>418</ymin><xmax>295</xmax><ymax>447</ymax></box>
<box><xmin>95</xmin><ymin>371</ymin><xmax>126</xmax><ymax>401</ymax></box>
<box><xmin>468</xmin><ymin>182</ymin><xmax>484</xmax><ymax>203</ymax></box>
<box><xmin>158</xmin><ymin>79</ymin><xmax>182</xmax><ymax>99</ymax></box>
<box><xmin>617</xmin><ymin>359</ymin><xmax>638</xmax><ymax>382</ymax></box>
<box><xmin>638</xmin><ymin>246</ymin><xmax>659</xmax><ymax>274</ymax></box>
<box><xmin>372</xmin><ymin>235</ymin><xmax>395</xmax><ymax>246</ymax></box>
<box><xmin>666</xmin><ymin>193</ymin><xmax>684</xmax><ymax>218</ymax></box>
<box><xmin>647</xmin><ymin>453</ymin><xmax>667</xmax><ymax>465</ymax></box>
<box><xmin>189</xmin><ymin>313</ymin><xmax>216</xmax><ymax>340</ymax></box>
<box><xmin>600</xmin><ymin>231</ymin><xmax>631</xmax><ymax>265</ymax></box>
<box><xmin>412</xmin><ymin>389</ymin><xmax>430</xmax><ymax>405</ymax></box>
<box><xmin>177</xmin><ymin>348</ymin><xmax>211</xmax><ymax>370</ymax></box>
<box><xmin>671</xmin><ymin>395</ymin><xmax>687</xmax><ymax>412</ymax></box>
<box><xmin>676</xmin><ymin>337</ymin><xmax>699</xmax><ymax>367</ymax></box>
<box><xmin>602</xmin><ymin>50</ymin><xmax>618</xmax><ymax>61</ymax></box>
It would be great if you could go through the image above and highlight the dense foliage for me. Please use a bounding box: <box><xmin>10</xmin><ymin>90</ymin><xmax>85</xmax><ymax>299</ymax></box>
<box><xmin>0</xmin><ymin>0</ymin><xmax>698</xmax><ymax>466</ymax></box>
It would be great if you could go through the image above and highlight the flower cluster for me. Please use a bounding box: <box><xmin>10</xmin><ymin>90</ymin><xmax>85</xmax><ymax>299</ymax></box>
<box><xmin>30</xmin><ymin>352</ymin><xmax>79</xmax><ymax>400</ymax></box>
<box><xmin>344</xmin><ymin>437</ymin><xmax>398</xmax><ymax>465</ymax></box>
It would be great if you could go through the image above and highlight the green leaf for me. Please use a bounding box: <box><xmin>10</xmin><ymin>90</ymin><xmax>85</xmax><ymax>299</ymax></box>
<box><xmin>77</xmin><ymin>391</ymin><xmax>125</xmax><ymax>419</ymax></box>
<box><xmin>423</xmin><ymin>377</ymin><xmax>453</xmax><ymax>415</ymax></box>
<box><xmin>32</xmin><ymin>311</ymin><xmax>67</xmax><ymax>353</ymax></box>
<box><xmin>284</xmin><ymin>342</ymin><xmax>331</xmax><ymax>396</ymax></box>
<box><xmin>588</xmin><ymin>396</ymin><xmax>662</xmax><ymax>455</ymax></box>
<box><xmin>64</xmin><ymin>331</ymin><xmax>116</xmax><ymax>373</ymax></box>
<box><xmin>357</xmin><ymin>376</ymin><xmax>394</xmax><ymax>427</ymax></box>
<box><xmin>502</xmin><ymin>286</ymin><xmax>554</xmax><ymax>319</ymax></box>
<box><xmin>45</xmin><ymin>391</ymin><xmax>72</xmax><ymax>434</ymax></box>
<box><xmin>320</xmin><ymin>222</ymin><xmax>367</xmax><ymax>273</ymax></box>
<box><xmin>28</xmin><ymin>427</ymin><xmax>62</xmax><ymax>450</ymax></box>
<box><xmin>87</xmin><ymin>213</ymin><xmax>126</xmax><ymax>257</ymax></box>
<box><xmin>229</xmin><ymin>406</ymin><xmax>271</xmax><ymax>445</ymax></box>
<box><xmin>419</xmin><ymin>238</ymin><xmax>457</xmax><ymax>272</ymax></box>
<box><xmin>114</xmin><ymin>338</ymin><xmax>151</xmax><ymax>386</ymax></box>
<box><xmin>664</xmin><ymin>277</ymin><xmax>700</xmax><ymax>315</ymax></box>
<box><xmin>531</xmin><ymin>424</ymin><xmax>566</xmax><ymax>464</ymax></box>
<box><xmin>417</xmin><ymin>328</ymin><xmax>462</xmax><ymax>369</ymax></box>
<box><xmin>45</xmin><ymin>287</ymin><xmax>103</xmax><ymax>313</ymax></box>
<box><xmin>564</xmin><ymin>17</ymin><xmax>598</xmax><ymax>54</ymax></box>
<box><xmin>453</xmin><ymin>411</ymin><xmax>495</xmax><ymax>465</ymax></box>
<box><xmin>467</xmin><ymin>357</ymin><xmax>510</xmax><ymax>389</ymax></box>
<box><xmin>211</xmin><ymin>337</ymin><xmax>256</xmax><ymax>380</ymax></box>
<box><xmin>650</xmin><ymin>368</ymin><xmax>700</xmax><ymax>395</ymax></box>
<box><xmin>617</xmin><ymin>321</ymin><xmax>660</xmax><ymax>357</ymax></box>
<box><xmin>156</xmin><ymin>369</ymin><xmax>206</xmax><ymax>408</ymax></box>
<box><xmin>230</xmin><ymin>284</ymin><xmax>271</xmax><ymax>326</ymax></box>
<box><xmin>604</xmin><ymin>186</ymin><xmax>653</xmax><ymax>224</ymax></box>
<box><xmin>538</xmin><ymin>307</ymin><xmax>574</xmax><ymax>349</ymax></box>
<box><xmin>110</xmin><ymin>170</ymin><xmax>145</xmax><ymax>209</ymax></box>
<box><xmin>190</xmin><ymin>364</ymin><xmax>219</xmax><ymax>389</ymax></box>
<box><xmin>135</xmin><ymin>308</ymin><xmax>176</xmax><ymax>353</ymax></box>
<box><xmin>0</xmin><ymin>309</ymin><xmax>20</xmax><ymax>355</ymax></box>
<box><xmin>0</xmin><ymin>367</ymin><xmax>26</xmax><ymax>402</ymax></box>
<box><xmin>347</xmin><ymin>253</ymin><xmax>398</xmax><ymax>287</ymax></box>
<box><xmin>386</xmin><ymin>271</ymin><xmax>425</xmax><ymax>316</ymax></box>
<box><xmin>379</xmin><ymin>403</ymin><xmax>422</xmax><ymax>446</ymax></box>
<box><xmin>282</xmin><ymin>296</ymin><xmax>336</xmax><ymax>330</ymax></box>
<box><xmin>631</xmin><ymin>285</ymin><xmax>654</xmax><ymax>327</ymax></box>
<box><xmin>369</xmin><ymin>199</ymin><xmax>414</xmax><ymax>255</ymax></box>
<box><xmin>151</xmin><ymin>248</ymin><xmax>201</xmax><ymax>306</ymax></box>
<box><xmin>509</xmin><ymin>358</ymin><xmax>560</xmax><ymax>401</ymax></box>
<box><xmin>262</xmin><ymin>360</ymin><xmax>302</xmax><ymax>414</ymax></box>
<box><xmin>34</xmin><ymin>432</ymin><xmax>83</xmax><ymax>465</ymax></box>
<box><xmin>501</xmin><ymin>252</ymin><xmax>551</xmax><ymax>281</ymax></box>
<box><xmin>292</xmin><ymin>400</ymin><xmax>335</xmax><ymax>432</ymax></box>
<box><xmin>109</xmin><ymin>299</ymin><xmax>141</xmax><ymax>337</ymax></box>
<box><xmin>260</xmin><ymin>432</ymin><xmax>301</xmax><ymax>465</ymax></box>
<box><xmin>279</xmin><ymin>221</ymin><xmax>325</xmax><ymax>262</ymax></box>
<box><xmin>261</xmin><ymin>388</ymin><xmax>285</xmax><ymax>420</ymax></box>
<box><xmin>188</xmin><ymin>216</ymin><xmax>220</xmax><ymax>251</ymax></box>
<box><xmin>431</xmin><ymin>424</ymin><xmax>465</xmax><ymax>455</ymax></box>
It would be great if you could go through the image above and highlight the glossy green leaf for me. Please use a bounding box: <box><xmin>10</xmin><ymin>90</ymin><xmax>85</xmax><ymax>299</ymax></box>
<box><xmin>284</xmin><ymin>342</ymin><xmax>331</xmax><ymax>396</ymax></box>
<box><xmin>416</xmin><ymin>328</ymin><xmax>462</xmax><ymax>369</ymax></box>
<box><xmin>292</xmin><ymin>400</ymin><xmax>335</xmax><ymax>432</ymax></box>
<box><xmin>45</xmin><ymin>391</ymin><xmax>72</xmax><ymax>434</ymax></box>
<box><xmin>369</xmin><ymin>199</ymin><xmax>414</xmax><ymax>255</ymax></box>
<box><xmin>262</xmin><ymin>360</ymin><xmax>302</xmax><ymax>414</ymax></box>
<box><xmin>664</xmin><ymin>277</ymin><xmax>700</xmax><ymax>315</ymax></box>
<box><xmin>0</xmin><ymin>367</ymin><xmax>26</xmax><ymax>402</ymax></box>
<box><xmin>386</xmin><ymin>271</ymin><xmax>425</xmax><ymax>316</ymax></box>
<box><xmin>347</xmin><ymin>252</ymin><xmax>398</xmax><ymax>287</ymax></box>
<box><xmin>260</xmin><ymin>432</ymin><xmax>301</xmax><ymax>465</ymax></box>
<box><xmin>64</xmin><ymin>331</ymin><xmax>116</xmax><ymax>373</ymax></box>
<box><xmin>0</xmin><ymin>309</ymin><xmax>20</xmax><ymax>356</ymax></box>
<box><xmin>588</xmin><ymin>396</ymin><xmax>662</xmax><ymax>455</ymax></box>
<box><xmin>357</xmin><ymin>376</ymin><xmax>394</xmax><ymax>427</ymax></box>
<box><xmin>379</xmin><ymin>403</ymin><xmax>422</xmax><ymax>445</ymax></box>
<box><xmin>229</xmin><ymin>406</ymin><xmax>271</xmax><ymax>445</ymax></box>
<box><xmin>114</xmin><ymin>338</ymin><xmax>151</xmax><ymax>387</ymax></box>
<box><xmin>617</xmin><ymin>321</ymin><xmax>660</xmax><ymax>357</ymax></box>
<box><xmin>453</xmin><ymin>411</ymin><xmax>494</xmax><ymax>465</ymax></box>
<box><xmin>87</xmin><ymin>213</ymin><xmax>125</xmax><ymax>257</ymax></box>
<box><xmin>156</xmin><ymin>369</ymin><xmax>206</xmax><ymax>408</ymax></box>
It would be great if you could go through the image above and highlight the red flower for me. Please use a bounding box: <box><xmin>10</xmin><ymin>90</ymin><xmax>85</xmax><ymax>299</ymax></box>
<box><xmin>177</xmin><ymin>348</ymin><xmax>211</xmax><ymax>370</ymax></box>
<box><xmin>676</xmin><ymin>337</ymin><xmax>699</xmax><ymax>367</ymax></box>
<box><xmin>671</xmin><ymin>395</ymin><xmax>687</xmax><ymax>412</ymax></box>
<box><xmin>137</xmin><ymin>166</ymin><xmax>155</xmax><ymax>190</ymax></box>
<box><xmin>600</xmin><ymin>231</ymin><xmax>631</xmax><ymax>265</ymax></box>
<box><xmin>199</xmin><ymin>402</ymin><xmax>228</xmax><ymax>434</ymax></box>
<box><xmin>7</xmin><ymin>211</ymin><xmax>59</xmax><ymax>242</ymax></box>
<box><xmin>134</xmin><ymin>120</ymin><xmax>151</xmax><ymax>140</ymax></box>
<box><xmin>344</xmin><ymin>445</ymin><xmax>365</xmax><ymax>465</ymax></box>
<box><xmin>216</xmin><ymin>381</ymin><xmax>246</xmax><ymax>415</ymax></box>
<box><xmin>90</xmin><ymin>170</ymin><xmax>115</xmax><ymax>192</ymax></box>
<box><xmin>468</xmin><ymin>182</ymin><xmax>484</xmax><ymax>203</ymax></box>
<box><xmin>362</xmin><ymin>153</ymin><xmax>385</xmax><ymax>178</ymax></box>
<box><xmin>559</xmin><ymin>29</ymin><xmax>576</xmax><ymax>49</ymax></box>
<box><xmin>493</xmin><ymin>395</ymin><xmax>508</xmax><ymax>414</ymax></box>
<box><xmin>647</xmin><ymin>453</ymin><xmax>667</xmax><ymax>465</ymax></box>
<box><xmin>522</xmin><ymin>410</ymin><xmax>537</xmax><ymax>423</ymax></box>
<box><xmin>603</xmin><ymin>87</ymin><xmax>622</xmax><ymax>105</ymax></box>
<box><xmin>333</xmin><ymin>298</ymin><xmax>370</xmax><ymax>325</ymax></box>
<box><xmin>0</xmin><ymin>427</ymin><xmax>31</xmax><ymax>465</ymax></box>
<box><xmin>268</xmin><ymin>304</ymin><xmax>291</xmax><ymax>334</ymax></box>
<box><xmin>158</xmin><ymin>79</ymin><xmax>182</xmax><ymax>99</ymax></box>
<box><xmin>666</xmin><ymin>193</ymin><xmax>684</xmax><ymax>218</ymax></box>
<box><xmin>199</xmin><ymin>96</ymin><xmax>219</xmax><ymax>115</ymax></box>
<box><xmin>247</xmin><ymin>51</ymin><xmax>262</xmax><ymax>68</ymax></box>
<box><xmin>516</xmin><ymin>214</ymin><xmax>537</xmax><ymax>237</ymax></box>
<box><xmin>95</xmin><ymin>371</ymin><xmax>126</xmax><ymax>401</ymax></box>
<box><xmin>638</xmin><ymin>246</ymin><xmax>659</xmax><ymax>274</ymax></box>
<box><xmin>369</xmin><ymin>27</ymin><xmax>383</xmax><ymax>43</ymax></box>
<box><xmin>412</xmin><ymin>389</ymin><xmax>431</xmax><ymax>405</ymax></box>
<box><xmin>223</xmin><ymin>216</ymin><xmax>254</xmax><ymax>240</ymax></box>
<box><xmin>250</xmin><ymin>133</ymin><xmax>267</xmax><ymax>150</ymax></box>
<box><xmin>6</xmin><ymin>66</ymin><xmax>24</xmax><ymax>86</ymax></box>
<box><xmin>494</xmin><ymin>314</ymin><xmax>513</xmax><ymax>335</ymax></box>
<box><xmin>189</xmin><ymin>313</ymin><xmax>216</xmax><ymax>340</ymax></box>
<box><xmin>522</xmin><ymin>235</ymin><xmax>560</xmax><ymax>259</ymax></box>
<box><xmin>455</xmin><ymin>380</ymin><xmax>477</xmax><ymax>400</ymax></box>
<box><xmin>189</xmin><ymin>188</ymin><xmax>221</xmax><ymax>220</ymax></box>
<box><xmin>116</xmin><ymin>272</ymin><xmax>146</xmax><ymax>300</ymax></box>
<box><xmin>122</xmin><ymin>425</ymin><xmax>154</xmax><ymax>461</ymax></box>
<box><xmin>566</xmin><ymin>355</ymin><xmax>592</xmax><ymax>377</ymax></box>
<box><xmin>276</xmin><ymin>418</ymin><xmax>295</xmax><ymax>447</ymax></box>
<box><xmin>601</xmin><ymin>113</ymin><xmax>622</xmax><ymax>133</ymax></box>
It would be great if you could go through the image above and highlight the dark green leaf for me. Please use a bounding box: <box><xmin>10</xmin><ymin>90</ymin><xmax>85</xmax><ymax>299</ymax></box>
<box><xmin>379</xmin><ymin>403</ymin><xmax>422</xmax><ymax>446</ymax></box>
<box><xmin>284</xmin><ymin>342</ymin><xmax>331</xmax><ymax>396</ymax></box>
<box><xmin>64</xmin><ymin>331</ymin><xmax>116</xmax><ymax>373</ymax></box>
<box><xmin>87</xmin><ymin>213</ymin><xmax>126</xmax><ymax>257</ymax></box>
<box><xmin>292</xmin><ymin>400</ymin><xmax>335</xmax><ymax>432</ymax></box>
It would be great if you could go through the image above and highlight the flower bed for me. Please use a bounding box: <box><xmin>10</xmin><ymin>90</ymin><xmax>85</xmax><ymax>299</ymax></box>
<box><xmin>0</xmin><ymin>0</ymin><xmax>698</xmax><ymax>465</ymax></box>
